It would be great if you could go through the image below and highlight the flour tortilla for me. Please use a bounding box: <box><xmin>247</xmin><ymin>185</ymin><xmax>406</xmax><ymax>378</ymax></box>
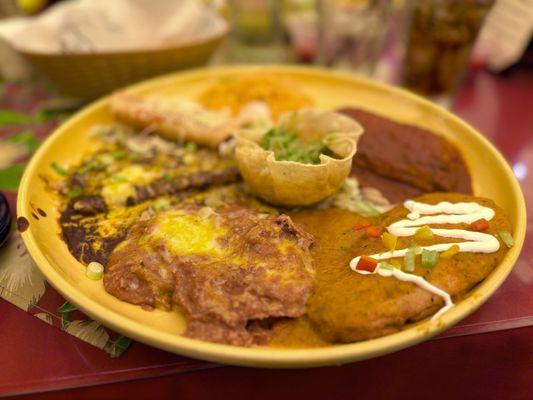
<box><xmin>110</xmin><ymin>92</ymin><xmax>235</xmax><ymax>148</ymax></box>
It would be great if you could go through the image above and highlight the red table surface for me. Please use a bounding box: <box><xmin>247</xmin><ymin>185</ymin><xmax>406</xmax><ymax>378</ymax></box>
<box><xmin>1</xmin><ymin>67</ymin><xmax>532</xmax><ymax>399</ymax></box>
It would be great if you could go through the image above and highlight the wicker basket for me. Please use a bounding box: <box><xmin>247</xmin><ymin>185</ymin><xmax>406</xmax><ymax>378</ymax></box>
<box><xmin>19</xmin><ymin>30</ymin><xmax>227</xmax><ymax>100</ymax></box>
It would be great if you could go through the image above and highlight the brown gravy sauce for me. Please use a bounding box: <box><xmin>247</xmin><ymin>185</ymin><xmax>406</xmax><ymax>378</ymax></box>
<box><xmin>340</xmin><ymin>108</ymin><xmax>472</xmax><ymax>203</ymax></box>
<box><xmin>269</xmin><ymin>208</ymin><xmax>368</xmax><ymax>347</ymax></box>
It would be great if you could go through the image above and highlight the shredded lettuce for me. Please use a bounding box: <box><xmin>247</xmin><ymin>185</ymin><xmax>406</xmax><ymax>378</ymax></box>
<box><xmin>260</xmin><ymin>126</ymin><xmax>330</xmax><ymax>164</ymax></box>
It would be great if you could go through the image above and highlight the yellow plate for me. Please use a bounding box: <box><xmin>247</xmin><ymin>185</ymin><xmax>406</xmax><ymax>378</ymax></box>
<box><xmin>17</xmin><ymin>66</ymin><xmax>526</xmax><ymax>368</ymax></box>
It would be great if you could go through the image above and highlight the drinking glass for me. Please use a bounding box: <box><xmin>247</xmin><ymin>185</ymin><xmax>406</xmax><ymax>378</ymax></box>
<box><xmin>316</xmin><ymin>0</ymin><xmax>393</xmax><ymax>76</ymax></box>
<box><xmin>224</xmin><ymin>0</ymin><xmax>291</xmax><ymax>64</ymax></box>
<box><xmin>402</xmin><ymin>0</ymin><xmax>495</xmax><ymax>106</ymax></box>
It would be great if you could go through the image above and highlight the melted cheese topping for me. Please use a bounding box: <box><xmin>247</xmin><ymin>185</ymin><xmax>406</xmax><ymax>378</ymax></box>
<box><xmin>101</xmin><ymin>165</ymin><xmax>155</xmax><ymax>207</ymax></box>
<box><xmin>149</xmin><ymin>211</ymin><xmax>225</xmax><ymax>256</ymax></box>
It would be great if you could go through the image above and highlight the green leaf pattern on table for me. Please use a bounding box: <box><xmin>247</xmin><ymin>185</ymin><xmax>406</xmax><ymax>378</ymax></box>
<box><xmin>0</xmin><ymin>109</ymin><xmax>64</xmax><ymax>128</ymax></box>
<box><xmin>0</xmin><ymin>141</ymin><xmax>26</xmax><ymax>169</ymax></box>
<box><xmin>0</xmin><ymin>131</ymin><xmax>42</xmax><ymax>190</ymax></box>
<box><xmin>0</xmin><ymin>164</ymin><xmax>25</xmax><ymax>191</ymax></box>
<box><xmin>0</xmin><ymin>227</ymin><xmax>47</xmax><ymax>311</ymax></box>
<box><xmin>0</xmin><ymin>110</ymin><xmax>36</xmax><ymax>127</ymax></box>
<box><xmin>65</xmin><ymin>320</ymin><xmax>111</xmax><ymax>350</ymax></box>
<box><xmin>56</xmin><ymin>301</ymin><xmax>78</xmax><ymax>313</ymax></box>
<box><xmin>34</xmin><ymin>312</ymin><xmax>53</xmax><ymax>325</ymax></box>
<box><xmin>105</xmin><ymin>336</ymin><xmax>134</xmax><ymax>358</ymax></box>
<box><xmin>55</xmin><ymin>301</ymin><xmax>134</xmax><ymax>356</ymax></box>
<box><xmin>0</xmin><ymin>83</ymin><xmax>132</xmax><ymax>357</ymax></box>
<box><xmin>8</xmin><ymin>130</ymin><xmax>41</xmax><ymax>154</ymax></box>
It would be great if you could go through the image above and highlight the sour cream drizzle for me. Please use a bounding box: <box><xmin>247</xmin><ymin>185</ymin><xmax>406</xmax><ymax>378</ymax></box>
<box><xmin>350</xmin><ymin>200</ymin><xmax>501</xmax><ymax>319</ymax></box>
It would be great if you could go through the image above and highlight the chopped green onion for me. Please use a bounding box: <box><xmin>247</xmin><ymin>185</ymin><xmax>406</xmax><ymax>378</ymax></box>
<box><xmin>77</xmin><ymin>160</ymin><xmax>101</xmax><ymax>175</ymax></box>
<box><xmin>408</xmin><ymin>242</ymin><xmax>422</xmax><ymax>255</ymax></box>
<box><xmin>0</xmin><ymin>164</ymin><xmax>25</xmax><ymax>191</ymax></box>
<box><xmin>153</xmin><ymin>197</ymin><xmax>170</xmax><ymax>211</ymax></box>
<box><xmin>421</xmin><ymin>249</ymin><xmax>438</xmax><ymax>269</ymax></box>
<box><xmin>98</xmin><ymin>153</ymin><xmax>115</xmax><ymax>165</ymax></box>
<box><xmin>86</xmin><ymin>262</ymin><xmax>104</xmax><ymax>280</ymax></box>
<box><xmin>67</xmin><ymin>186</ymin><xmax>83</xmax><ymax>199</ymax></box>
<box><xmin>354</xmin><ymin>200</ymin><xmax>381</xmax><ymax>217</ymax></box>
<box><xmin>184</xmin><ymin>141</ymin><xmax>198</xmax><ymax>152</ymax></box>
<box><xmin>0</xmin><ymin>110</ymin><xmax>35</xmax><ymax>127</ymax></box>
<box><xmin>379</xmin><ymin>262</ymin><xmax>395</xmax><ymax>271</ymax></box>
<box><xmin>404</xmin><ymin>249</ymin><xmax>416</xmax><ymax>272</ymax></box>
<box><xmin>163</xmin><ymin>173</ymin><xmax>173</xmax><ymax>181</ymax></box>
<box><xmin>8</xmin><ymin>130</ymin><xmax>41</xmax><ymax>154</ymax></box>
<box><xmin>498</xmin><ymin>231</ymin><xmax>514</xmax><ymax>248</ymax></box>
<box><xmin>51</xmin><ymin>162</ymin><xmax>67</xmax><ymax>176</ymax></box>
<box><xmin>110</xmin><ymin>149</ymin><xmax>127</xmax><ymax>160</ymax></box>
<box><xmin>109</xmin><ymin>175</ymin><xmax>128</xmax><ymax>183</ymax></box>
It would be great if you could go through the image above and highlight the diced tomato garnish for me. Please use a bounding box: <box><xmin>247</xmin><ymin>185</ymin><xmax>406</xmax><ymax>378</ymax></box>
<box><xmin>356</xmin><ymin>256</ymin><xmax>379</xmax><ymax>273</ymax></box>
<box><xmin>353</xmin><ymin>220</ymin><xmax>372</xmax><ymax>232</ymax></box>
<box><xmin>470</xmin><ymin>218</ymin><xmax>489</xmax><ymax>231</ymax></box>
<box><xmin>365</xmin><ymin>225</ymin><xmax>382</xmax><ymax>238</ymax></box>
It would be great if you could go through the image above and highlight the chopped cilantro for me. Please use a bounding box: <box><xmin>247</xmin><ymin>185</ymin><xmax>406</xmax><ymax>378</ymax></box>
<box><xmin>34</xmin><ymin>109</ymin><xmax>68</xmax><ymax>123</ymax></box>
<box><xmin>109</xmin><ymin>175</ymin><xmax>128</xmax><ymax>183</ymax></box>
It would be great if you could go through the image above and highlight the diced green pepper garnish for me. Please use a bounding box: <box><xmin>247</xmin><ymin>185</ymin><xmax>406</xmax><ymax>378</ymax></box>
<box><xmin>379</xmin><ymin>262</ymin><xmax>395</xmax><ymax>271</ymax></box>
<box><xmin>404</xmin><ymin>249</ymin><xmax>416</xmax><ymax>272</ymax></box>
<box><xmin>421</xmin><ymin>249</ymin><xmax>438</xmax><ymax>269</ymax></box>
<box><xmin>498</xmin><ymin>231</ymin><xmax>514</xmax><ymax>248</ymax></box>
<box><xmin>408</xmin><ymin>242</ymin><xmax>423</xmax><ymax>255</ymax></box>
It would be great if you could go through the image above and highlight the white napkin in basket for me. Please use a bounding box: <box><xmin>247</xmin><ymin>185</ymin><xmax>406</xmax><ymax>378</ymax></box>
<box><xmin>9</xmin><ymin>0</ymin><xmax>226</xmax><ymax>54</ymax></box>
